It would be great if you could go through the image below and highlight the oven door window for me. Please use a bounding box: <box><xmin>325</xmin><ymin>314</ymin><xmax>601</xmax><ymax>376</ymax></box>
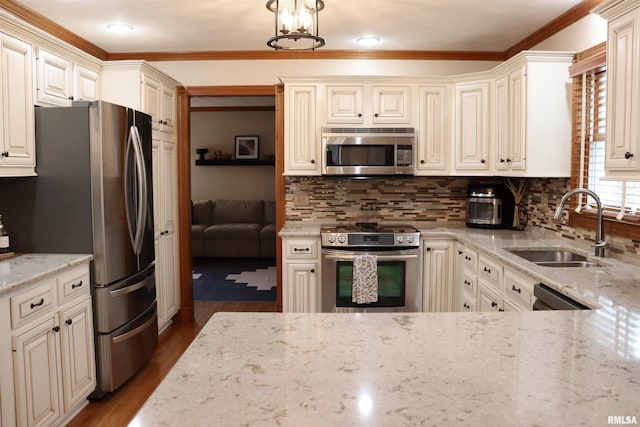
<box><xmin>335</xmin><ymin>261</ymin><xmax>405</xmax><ymax>307</ymax></box>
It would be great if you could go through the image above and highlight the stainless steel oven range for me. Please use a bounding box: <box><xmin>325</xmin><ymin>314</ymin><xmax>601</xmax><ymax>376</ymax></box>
<box><xmin>320</xmin><ymin>225</ymin><xmax>421</xmax><ymax>312</ymax></box>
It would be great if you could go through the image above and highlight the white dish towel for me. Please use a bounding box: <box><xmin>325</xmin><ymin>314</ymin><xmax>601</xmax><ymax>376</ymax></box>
<box><xmin>352</xmin><ymin>254</ymin><xmax>378</xmax><ymax>304</ymax></box>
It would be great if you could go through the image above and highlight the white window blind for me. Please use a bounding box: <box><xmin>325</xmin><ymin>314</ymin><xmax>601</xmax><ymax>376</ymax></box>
<box><xmin>575</xmin><ymin>58</ymin><xmax>640</xmax><ymax>219</ymax></box>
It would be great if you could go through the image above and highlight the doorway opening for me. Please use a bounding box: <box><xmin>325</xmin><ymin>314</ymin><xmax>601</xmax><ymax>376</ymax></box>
<box><xmin>176</xmin><ymin>85</ymin><xmax>284</xmax><ymax>321</ymax></box>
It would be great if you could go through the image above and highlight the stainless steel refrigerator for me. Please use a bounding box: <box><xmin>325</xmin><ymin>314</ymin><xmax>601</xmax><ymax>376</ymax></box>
<box><xmin>0</xmin><ymin>100</ymin><xmax>158</xmax><ymax>398</ymax></box>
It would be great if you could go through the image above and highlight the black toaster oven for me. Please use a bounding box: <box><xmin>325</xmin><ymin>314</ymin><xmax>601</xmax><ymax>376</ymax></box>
<box><xmin>466</xmin><ymin>184</ymin><xmax>514</xmax><ymax>229</ymax></box>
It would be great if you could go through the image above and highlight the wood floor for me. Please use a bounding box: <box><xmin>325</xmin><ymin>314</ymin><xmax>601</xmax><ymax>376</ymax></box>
<box><xmin>67</xmin><ymin>300</ymin><xmax>278</xmax><ymax>427</ymax></box>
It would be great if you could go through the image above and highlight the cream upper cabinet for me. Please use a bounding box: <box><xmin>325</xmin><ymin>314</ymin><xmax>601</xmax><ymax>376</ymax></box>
<box><xmin>0</xmin><ymin>32</ymin><xmax>35</xmax><ymax>177</ymax></box>
<box><xmin>36</xmin><ymin>47</ymin><xmax>101</xmax><ymax>107</ymax></box>
<box><xmin>101</xmin><ymin>60</ymin><xmax>178</xmax><ymax>134</ymax></box>
<box><xmin>36</xmin><ymin>47</ymin><xmax>72</xmax><ymax>106</ymax></box>
<box><xmin>416</xmin><ymin>85</ymin><xmax>450</xmax><ymax>175</ymax></box>
<box><xmin>491</xmin><ymin>52</ymin><xmax>573</xmax><ymax>177</ymax></box>
<box><xmin>283</xmin><ymin>83</ymin><xmax>321</xmax><ymax>175</ymax></box>
<box><xmin>325</xmin><ymin>84</ymin><xmax>411</xmax><ymax>125</ymax></box>
<box><xmin>595</xmin><ymin>0</ymin><xmax>640</xmax><ymax>179</ymax></box>
<box><xmin>453</xmin><ymin>81</ymin><xmax>491</xmax><ymax>173</ymax></box>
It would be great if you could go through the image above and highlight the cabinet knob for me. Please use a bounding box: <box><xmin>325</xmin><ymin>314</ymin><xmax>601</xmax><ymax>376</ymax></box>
<box><xmin>491</xmin><ymin>301</ymin><xmax>498</xmax><ymax>308</ymax></box>
<box><xmin>480</xmin><ymin>159</ymin><xmax>486</xmax><ymax>164</ymax></box>
<box><xmin>52</xmin><ymin>326</ymin><xmax>60</xmax><ymax>333</ymax></box>
<box><xmin>72</xmin><ymin>280</ymin><xmax>83</xmax><ymax>289</ymax></box>
<box><xmin>506</xmin><ymin>158</ymin><xmax>512</xmax><ymax>163</ymax></box>
<box><xmin>420</xmin><ymin>160</ymin><xmax>425</xmax><ymax>164</ymax></box>
<box><xmin>374</xmin><ymin>113</ymin><xmax>379</xmax><ymax>118</ymax></box>
<box><xmin>625</xmin><ymin>151</ymin><xmax>634</xmax><ymax>159</ymax></box>
<box><xmin>463</xmin><ymin>303</ymin><xmax>470</xmax><ymax>309</ymax></box>
<box><xmin>66</xmin><ymin>318</ymin><xmax>73</xmax><ymax>325</ymax></box>
<box><xmin>310</xmin><ymin>269</ymin><xmax>315</xmax><ymax>273</ymax></box>
<box><xmin>357</xmin><ymin>113</ymin><xmax>362</xmax><ymax>118</ymax></box>
<box><xmin>483</xmin><ymin>266</ymin><xmax>491</xmax><ymax>273</ymax></box>
<box><xmin>498</xmin><ymin>308</ymin><xmax>505</xmax><ymax>312</ymax></box>
<box><xmin>68</xmin><ymin>96</ymin><xmax>74</xmax><ymax>101</ymax></box>
<box><xmin>426</xmin><ymin>247</ymin><xmax>431</xmax><ymax>252</ymax></box>
<box><xmin>1</xmin><ymin>151</ymin><xmax>8</xmax><ymax>157</ymax></box>
<box><xmin>511</xmin><ymin>285</ymin><xmax>521</xmax><ymax>294</ymax></box>
<box><xmin>310</xmin><ymin>159</ymin><xmax>315</xmax><ymax>164</ymax></box>
<box><xmin>500</xmin><ymin>158</ymin><xmax>505</xmax><ymax>163</ymax></box>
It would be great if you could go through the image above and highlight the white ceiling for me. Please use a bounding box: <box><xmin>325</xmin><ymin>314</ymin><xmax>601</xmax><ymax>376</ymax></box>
<box><xmin>14</xmin><ymin>0</ymin><xmax>586</xmax><ymax>53</ymax></box>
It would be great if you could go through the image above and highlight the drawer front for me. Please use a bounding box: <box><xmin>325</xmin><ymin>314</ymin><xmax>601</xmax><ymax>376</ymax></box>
<box><xmin>504</xmin><ymin>268</ymin><xmax>533</xmax><ymax>308</ymax></box>
<box><xmin>478</xmin><ymin>254</ymin><xmax>502</xmax><ymax>286</ymax></box>
<box><xmin>462</xmin><ymin>247</ymin><xmax>478</xmax><ymax>272</ymax></box>
<box><xmin>58</xmin><ymin>264</ymin><xmax>91</xmax><ymax>305</ymax></box>
<box><xmin>11</xmin><ymin>280</ymin><xmax>55</xmax><ymax>329</ymax></box>
<box><xmin>285</xmin><ymin>239</ymin><xmax>318</xmax><ymax>259</ymax></box>
<box><xmin>461</xmin><ymin>269</ymin><xmax>477</xmax><ymax>297</ymax></box>
<box><xmin>461</xmin><ymin>292</ymin><xmax>475</xmax><ymax>312</ymax></box>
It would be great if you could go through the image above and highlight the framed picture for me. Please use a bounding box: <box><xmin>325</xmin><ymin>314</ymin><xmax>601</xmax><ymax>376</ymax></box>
<box><xmin>235</xmin><ymin>136</ymin><xmax>259</xmax><ymax>159</ymax></box>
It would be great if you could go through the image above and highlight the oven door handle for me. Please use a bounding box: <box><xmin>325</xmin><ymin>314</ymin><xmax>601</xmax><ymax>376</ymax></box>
<box><xmin>323</xmin><ymin>254</ymin><xmax>418</xmax><ymax>261</ymax></box>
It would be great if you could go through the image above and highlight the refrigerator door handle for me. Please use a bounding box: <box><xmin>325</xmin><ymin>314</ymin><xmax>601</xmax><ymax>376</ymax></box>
<box><xmin>123</xmin><ymin>125</ymin><xmax>148</xmax><ymax>256</ymax></box>
<box><xmin>130</xmin><ymin>125</ymin><xmax>148</xmax><ymax>255</ymax></box>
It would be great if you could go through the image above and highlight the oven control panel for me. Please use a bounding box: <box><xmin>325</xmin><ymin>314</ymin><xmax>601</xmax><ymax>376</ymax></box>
<box><xmin>321</xmin><ymin>231</ymin><xmax>420</xmax><ymax>248</ymax></box>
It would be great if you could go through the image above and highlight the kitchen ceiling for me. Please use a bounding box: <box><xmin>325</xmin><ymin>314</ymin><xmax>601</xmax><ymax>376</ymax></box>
<box><xmin>12</xmin><ymin>0</ymin><xmax>590</xmax><ymax>54</ymax></box>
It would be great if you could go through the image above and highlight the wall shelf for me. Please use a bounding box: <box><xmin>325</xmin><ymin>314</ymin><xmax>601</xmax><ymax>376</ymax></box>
<box><xmin>195</xmin><ymin>159</ymin><xmax>275</xmax><ymax>166</ymax></box>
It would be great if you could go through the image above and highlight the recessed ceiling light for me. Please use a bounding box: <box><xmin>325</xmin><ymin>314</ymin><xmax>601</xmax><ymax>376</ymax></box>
<box><xmin>356</xmin><ymin>36</ymin><xmax>381</xmax><ymax>47</ymax></box>
<box><xmin>106</xmin><ymin>23</ymin><xmax>134</xmax><ymax>34</ymax></box>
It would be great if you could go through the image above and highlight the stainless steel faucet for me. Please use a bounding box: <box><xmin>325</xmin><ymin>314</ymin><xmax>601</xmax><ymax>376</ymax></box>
<box><xmin>553</xmin><ymin>188</ymin><xmax>607</xmax><ymax>257</ymax></box>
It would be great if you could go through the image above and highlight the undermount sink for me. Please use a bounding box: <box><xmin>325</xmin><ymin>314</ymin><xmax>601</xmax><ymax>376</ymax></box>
<box><xmin>506</xmin><ymin>248</ymin><xmax>607</xmax><ymax>268</ymax></box>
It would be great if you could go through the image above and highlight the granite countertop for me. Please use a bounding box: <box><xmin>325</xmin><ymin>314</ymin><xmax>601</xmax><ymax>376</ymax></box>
<box><xmin>130</xmin><ymin>225</ymin><xmax>640</xmax><ymax>426</ymax></box>
<box><xmin>0</xmin><ymin>253</ymin><xmax>93</xmax><ymax>297</ymax></box>
<box><xmin>133</xmin><ymin>311</ymin><xmax>639</xmax><ymax>426</ymax></box>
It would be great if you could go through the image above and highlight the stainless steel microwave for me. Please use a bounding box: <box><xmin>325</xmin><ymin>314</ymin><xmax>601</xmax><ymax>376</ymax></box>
<box><xmin>321</xmin><ymin>127</ymin><xmax>416</xmax><ymax>176</ymax></box>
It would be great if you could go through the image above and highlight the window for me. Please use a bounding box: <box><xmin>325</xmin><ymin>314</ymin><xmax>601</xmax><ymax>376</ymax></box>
<box><xmin>570</xmin><ymin>43</ymin><xmax>640</xmax><ymax>237</ymax></box>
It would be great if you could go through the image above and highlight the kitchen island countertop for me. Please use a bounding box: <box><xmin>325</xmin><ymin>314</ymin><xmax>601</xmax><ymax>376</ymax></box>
<box><xmin>132</xmin><ymin>226</ymin><xmax>640</xmax><ymax>426</ymax></box>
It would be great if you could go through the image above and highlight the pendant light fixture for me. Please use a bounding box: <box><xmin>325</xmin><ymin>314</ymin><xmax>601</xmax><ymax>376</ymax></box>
<box><xmin>266</xmin><ymin>0</ymin><xmax>325</xmax><ymax>50</ymax></box>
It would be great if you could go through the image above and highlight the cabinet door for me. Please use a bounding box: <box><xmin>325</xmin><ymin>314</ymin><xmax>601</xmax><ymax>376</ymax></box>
<box><xmin>161</xmin><ymin>85</ymin><xmax>176</xmax><ymax>133</ymax></box>
<box><xmin>416</xmin><ymin>85</ymin><xmax>449</xmax><ymax>174</ymax></box>
<box><xmin>284</xmin><ymin>85</ymin><xmax>320</xmax><ymax>175</ymax></box>
<box><xmin>0</xmin><ymin>33</ymin><xmax>35</xmax><ymax>172</ymax></box>
<box><xmin>73</xmin><ymin>64</ymin><xmax>100</xmax><ymax>102</ymax></box>
<box><xmin>142</xmin><ymin>74</ymin><xmax>162</xmax><ymax>131</ymax></box>
<box><xmin>508</xmin><ymin>67</ymin><xmax>526</xmax><ymax>170</ymax></box>
<box><xmin>605</xmin><ymin>11</ymin><xmax>640</xmax><ymax>175</ymax></box>
<box><xmin>423</xmin><ymin>240</ymin><xmax>454</xmax><ymax>312</ymax></box>
<box><xmin>372</xmin><ymin>86</ymin><xmax>411</xmax><ymax>123</ymax></box>
<box><xmin>284</xmin><ymin>263</ymin><xmax>318</xmax><ymax>312</ymax></box>
<box><xmin>494</xmin><ymin>75</ymin><xmax>509</xmax><ymax>171</ymax></box>
<box><xmin>36</xmin><ymin>48</ymin><xmax>72</xmax><ymax>106</ymax></box>
<box><xmin>60</xmin><ymin>297</ymin><xmax>96</xmax><ymax>412</ymax></box>
<box><xmin>13</xmin><ymin>316</ymin><xmax>61</xmax><ymax>427</ymax></box>
<box><xmin>326</xmin><ymin>85</ymin><xmax>363</xmax><ymax>123</ymax></box>
<box><xmin>454</xmin><ymin>82</ymin><xmax>490</xmax><ymax>171</ymax></box>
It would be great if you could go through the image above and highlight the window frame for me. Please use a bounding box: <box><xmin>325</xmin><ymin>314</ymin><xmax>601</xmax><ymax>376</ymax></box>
<box><xmin>568</xmin><ymin>42</ymin><xmax>640</xmax><ymax>240</ymax></box>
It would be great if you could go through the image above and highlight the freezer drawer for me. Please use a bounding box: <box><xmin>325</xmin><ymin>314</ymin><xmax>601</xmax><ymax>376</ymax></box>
<box><xmin>94</xmin><ymin>302</ymin><xmax>158</xmax><ymax>394</ymax></box>
<box><xmin>93</xmin><ymin>264</ymin><xmax>156</xmax><ymax>333</ymax></box>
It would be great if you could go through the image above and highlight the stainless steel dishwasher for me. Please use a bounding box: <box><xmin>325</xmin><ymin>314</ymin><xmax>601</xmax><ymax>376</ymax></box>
<box><xmin>533</xmin><ymin>283</ymin><xmax>590</xmax><ymax>310</ymax></box>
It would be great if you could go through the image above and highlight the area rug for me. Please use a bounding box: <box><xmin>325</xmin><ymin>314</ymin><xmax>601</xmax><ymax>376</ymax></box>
<box><xmin>192</xmin><ymin>258</ymin><xmax>276</xmax><ymax>302</ymax></box>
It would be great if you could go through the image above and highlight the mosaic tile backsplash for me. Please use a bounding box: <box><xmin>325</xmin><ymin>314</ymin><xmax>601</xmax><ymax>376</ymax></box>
<box><xmin>285</xmin><ymin>176</ymin><xmax>640</xmax><ymax>260</ymax></box>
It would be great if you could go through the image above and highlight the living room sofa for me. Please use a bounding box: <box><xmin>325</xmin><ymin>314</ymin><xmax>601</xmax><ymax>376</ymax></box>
<box><xmin>191</xmin><ymin>199</ymin><xmax>276</xmax><ymax>259</ymax></box>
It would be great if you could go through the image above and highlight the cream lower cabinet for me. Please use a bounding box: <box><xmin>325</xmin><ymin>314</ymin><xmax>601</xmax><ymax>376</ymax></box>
<box><xmin>152</xmin><ymin>134</ymin><xmax>180</xmax><ymax>333</ymax></box>
<box><xmin>422</xmin><ymin>239</ymin><xmax>455</xmax><ymax>312</ymax></box>
<box><xmin>282</xmin><ymin>237</ymin><xmax>320</xmax><ymax>312</ymax></box>
<box><xmin>503</xmin><ymin>266</ymin><xmax>534</xmax><ymax>311</ymax></box>
<box><xmin>457</xmin><ymin>244</ymin><xmax>478</xmax><ymax>312</ymax></box>
<box><xmin>1</xmin><ymin>262</ymin><xmax>95</xmax><ymax>427</ymax></box>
